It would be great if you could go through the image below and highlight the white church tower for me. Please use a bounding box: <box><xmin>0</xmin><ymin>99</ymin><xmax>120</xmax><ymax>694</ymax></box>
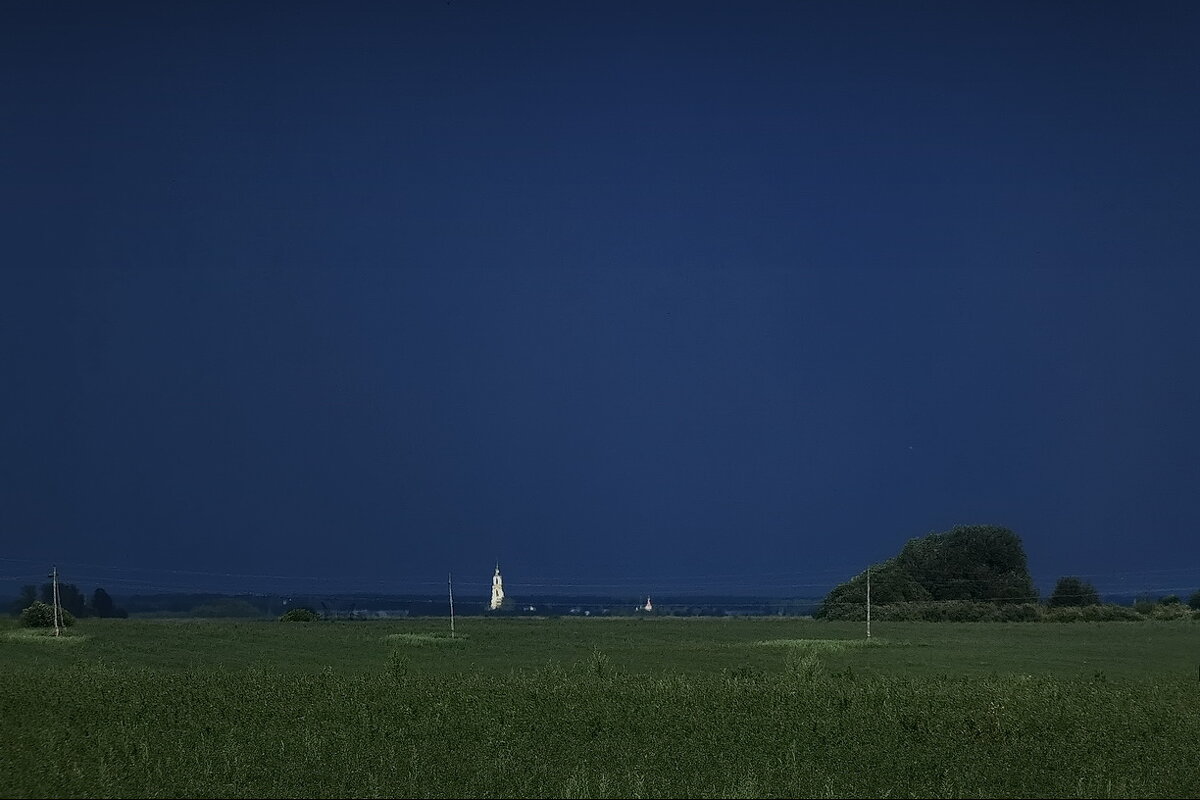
<box><xmin>489</xmin><ymin>564</ymin><xmax>505</xmax><ymax>611</ymax></box>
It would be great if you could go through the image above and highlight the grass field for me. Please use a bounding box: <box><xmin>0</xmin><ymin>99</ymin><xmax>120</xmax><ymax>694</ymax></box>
<box><xmin>2</xmin><ymin>617</ymin><xmax>1198</xmax><ymax>798</ymax></box>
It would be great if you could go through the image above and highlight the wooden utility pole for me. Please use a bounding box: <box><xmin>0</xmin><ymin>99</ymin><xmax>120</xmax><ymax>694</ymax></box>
<box><xmin>448</xmin><ymin>573</ymin><xmax>456</xmax><ymax>638</ymax></box>
<box><xmin>866</xmin><ymin>567</ymin><xmax>871</xmax><ymax>640</ymax></box>
<box><xmin>50</xmin><ymin>565</ymin><xmax>61</xmax><ymax>637</ymax></box>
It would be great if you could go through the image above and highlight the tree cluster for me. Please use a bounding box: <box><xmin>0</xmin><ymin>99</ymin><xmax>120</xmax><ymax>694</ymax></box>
<box><xmin>819</xmin><ymin>524</ymin><xmax>1200</xmax><ymax>621</ymax></box>
<box><xmin>816</xmin><ymin>525</ymin><xmax>1036</xmax><ymax>617</ymax></box>
<box><xmin>1047</xmin><ymin>576</ymin><xmax>1100</xmax><ymax>607</ymax></box>
<box><xmin>8</xmin><ymin>584</ymin><xmax>127</xmax><ymax>619</ymax></box>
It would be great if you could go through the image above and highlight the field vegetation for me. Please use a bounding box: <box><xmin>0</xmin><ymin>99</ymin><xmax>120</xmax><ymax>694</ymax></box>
<box><xmin>2</xmin><ymin>616</ymin><xmax>1198</xmax><ymax>798</ymax></box>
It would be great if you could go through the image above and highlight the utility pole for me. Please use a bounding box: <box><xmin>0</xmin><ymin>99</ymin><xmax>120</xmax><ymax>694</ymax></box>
<box><xmin>448</xmin><ymin>573</ymin><xmax>455</xmax><ymax>639</ymax></box>
<box><xmin>866</xmin><ymin>567</ymin><xmax>871</xmax><ymax>640</ymax></box>
<box><xmin>49</xmin><ymin>565</ymin><xmax>61</xmax><ymax>637</ymax></box>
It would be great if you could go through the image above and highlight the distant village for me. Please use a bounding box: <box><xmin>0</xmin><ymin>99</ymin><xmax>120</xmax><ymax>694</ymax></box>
<box><xmin>109</xmin><ymin>564</ymin><xmax>821</xmax><ymax>619</ymax></box>
<box><xmin>486</xmin><ymin>564</ymin><xmax>657</xmax><ymax>616</ymax></box>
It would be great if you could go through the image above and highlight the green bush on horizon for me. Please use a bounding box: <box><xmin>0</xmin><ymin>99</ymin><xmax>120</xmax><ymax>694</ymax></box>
<box><xmin>1048</xmin><ymin>576</ymin><xmax>1101</xmax><ymax>607</ymax></box>
<box><xmin>817</xmin><ymin>525</ymin><xmax>1036</xmax><ymax>618</ymax></box>
<box><xmin>279</xmin><ymin>607</ymin><xmax>319</xmax><ymax>622</ymax></box>
<box><xmin>19</xmin><ymin>601</ymin><xmax>76</xmax><ymax>628</ymax></box>
<box><xmin>818</xmin><ymin>600</ymin><xmax>1151</xmax><ymax>623</ymax></box>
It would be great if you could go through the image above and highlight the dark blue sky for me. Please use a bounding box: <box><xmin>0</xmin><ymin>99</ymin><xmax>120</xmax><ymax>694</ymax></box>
<box><xmin>3</xmin><ymin>1</ymin><xmax>1199</xmax><ymax>600</ymax></box>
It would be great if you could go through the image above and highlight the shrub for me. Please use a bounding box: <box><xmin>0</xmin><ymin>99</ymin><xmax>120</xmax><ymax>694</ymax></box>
<box><xmin>19</xmin><ymin>601</ymin><xmax>76</xmax><ymax>628</ymax></box>
<box><xmin>279</xmin><ymin>607</ymin><xmax>318</xmax><ymax>622</ymax></box>
<box><xmin>998</xmin><ymin>603</ymin><xmax>1042</xmax><ymax>622</ymax></box>
<box><xmin>1134</xmin><ymin>599</ymin><xmax>1158</xmax><ymax>615</ymax></box>
<box><xmin>1188</xmin><ymin>590</ymin><xmax>1200</xmax><ymax>610</ymax></box>
<box><xmin>1045</xmin><ymin>606</ymin><xmax>1083</xmax><ymax>623</ymax></box>
<box><xmin>818</xmin><ymin>600</ymin><xmax>1043</xmax><ymax>622</ymax></box>
<box><xmin>1044</xmin><ymin>604</ymin><xmax>1141</xmax><ymax>623</ymax></box>
<box><xmin>1081</xmin><ymin>604</ymin><xmax>1141</xmax><ymax>622</ymax></box>
<box><xmin>1146</xmin><ymin>602</ymin><xmax>1192</xmax><ymax>621</ymax></box>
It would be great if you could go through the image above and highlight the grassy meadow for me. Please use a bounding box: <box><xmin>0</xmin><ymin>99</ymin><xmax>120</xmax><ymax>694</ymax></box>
<box><xmin>2</xmin><ymin>616</ymin><xmax>1198</xmax><ymax>798</ymax></box>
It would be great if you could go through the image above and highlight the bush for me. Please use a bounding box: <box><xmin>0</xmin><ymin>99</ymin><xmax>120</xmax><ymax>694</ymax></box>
<box><xmin>819</xmin><ymin>600</ymin><xmax>1042</xmax><ymax>622</ymax></box>
<box><xmin>1081</xmin><ymin>604</ymin><xmax>1141</xmax><ymax>621</ymax></box>
<box><xmin>1145</xmin><ymin>602</ymin><xmax>1192</xmax><ymax>621</ymax></box>
<box><xmin>279</xmin><ymin>607</ymin><xmax>318</xmax><ymax>622</ymax></box>
<box><xmin>998</xmin><ymin>603</ymin><xmax>1042</xmax><ymax>622</ymax></box>
<box><xmin>19</xmin><ymin>601</ymin><xmax>76</xmax><ymax>628</ymax></box>
<box><xmin>819</xmin><ymin>600</ymin><xmax>1150</xmax><ymax>623</ymax></box>
<box><xmin>1043</xmin><ymin>604</ymin><xmax>1142</xmax><ymax>623</ymax></box>
<box><xmin>1045</xmin><ymin>606</ymin><xmax>1083</xmax><ymax>623</ymax></box>
<box><xmin>1189</xmin><ymin>590</ymin><xmax>1200</xmax><ymax>611</ymax></box>
<box><xmin>1134</xmin><ymin>599</ymin><xmax>1158</xmax><ymax>615</ymax></box>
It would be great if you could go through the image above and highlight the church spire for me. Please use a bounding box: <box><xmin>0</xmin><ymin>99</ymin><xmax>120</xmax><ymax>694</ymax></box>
<box><xmin>490</xmin><ymin>563</ymin><xmax>505</xmax><ymax>611</ymax></box>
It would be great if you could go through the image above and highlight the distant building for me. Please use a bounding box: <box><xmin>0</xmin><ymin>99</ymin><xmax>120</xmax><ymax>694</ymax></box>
<box><xmin>490</xmin><ymin>564</ymin><xmax>505</xmax><ymax>611</ymax></box>
<box><xmin>642</xmin><ymin>596</ymin><xmax>653</xmax><ymax>612</ymax></box>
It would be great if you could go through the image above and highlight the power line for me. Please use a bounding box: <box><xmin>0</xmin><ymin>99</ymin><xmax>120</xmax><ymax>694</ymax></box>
<box><xmin>2</xmin><ymin>555</ymin><xmax>1197</xmax><ymax>601</ymax></box>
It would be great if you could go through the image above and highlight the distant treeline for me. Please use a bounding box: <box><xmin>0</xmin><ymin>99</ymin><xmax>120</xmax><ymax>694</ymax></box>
<box><xmin>7</xmin><ymin>592</ymin><xmax>822</xmax><ymax>619</ymax></box>
<box><xmin>7</xmin><ymin>584</ymin><xmax>1197</xmax><ymax>621</ymax></box>
<box><xmin>819</xmin><ymin>599</ymin><xmax>1198</xmax><ymax>622</ymax></box>
<box><xmin>817</xmin><ymin>524</ymin><xmax>1200</xmax><ymax>619</ymax></box>
<box><xmin>8</xmin><ymin>584</ymin><xmax>126</xmax><ymax>619</ymax></box>
<box><xmin>11</xmin><ymin>523</ymin><xmax>1200</xmax><ymax>622</ymax></box>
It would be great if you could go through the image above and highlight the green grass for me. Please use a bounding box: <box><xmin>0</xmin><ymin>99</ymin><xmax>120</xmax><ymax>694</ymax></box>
<box><xmin>754</xmin><ymin>636</ymin><xmax>897</xmax><ymax>650</ymax></box>
<box><xmin>1</xmin><ymin>617</ymin><xmax>1197</xmax><ymax>798</ymax></box>
<box><xmin>384</xmin><ymin>632</ymin><xmax>468</xmax><ymax>645</ymax></box>
<box><xmin>2</xmin><ymin>628</ymin><xmax>90</xmax><ymax>644</ymax></box>
<box><xmin>2</xmin><ymin>617</ymin><xmax>1196</xmax><ymax>680</ymax></box>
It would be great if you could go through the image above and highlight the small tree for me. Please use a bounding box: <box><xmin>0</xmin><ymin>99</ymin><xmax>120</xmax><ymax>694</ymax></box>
<box><xmin>9</xmin><ymin>585</ymin><xmax>36</xmax><ymax>616</ymax></box>
<box><xmin>91</xmin><ymin>588</ymin><xmax>127</xmax><ymax>618</ymax></box>
<box><xmin>1160</xmin><ymin>594</ymin><xmax>1181</xmax><ymax>605</ymax></box>
<box><xmin>92</xmin><ymin>588</ymin><xmax>114</xmax><ymax>617</ymax></box>
<box><xmin>40</xmin><ymin>582</ymin><xmax>89</xmax><ymax>618</ymax></box>
<box><xmin>1188</xmin><ymin>590</ymin><xmax>1200</xmax><ymax>611</ymax></box>
<box><xmin>20</xmin><ymin>601</ymin><xmax>76</xmax><ymax>628</ymax></box>
<box><xmin>1048</xmin><ymin>576</ymin><xmax>1100</xmax><ymax>607</ymax></box>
